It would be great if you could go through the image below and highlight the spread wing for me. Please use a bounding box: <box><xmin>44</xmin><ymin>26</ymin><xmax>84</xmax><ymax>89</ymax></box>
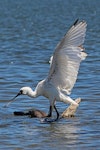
<box><xmin>47</xmin><ymin>20</ymin><xmax>87</xmax><ymax>95</ymax></box>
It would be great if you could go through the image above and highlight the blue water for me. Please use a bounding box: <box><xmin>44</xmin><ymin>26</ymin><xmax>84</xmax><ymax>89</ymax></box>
<box><xmin>0</xmin><ymin>0</ymin><xmax>100</xmax><ymax>149</ymax></box>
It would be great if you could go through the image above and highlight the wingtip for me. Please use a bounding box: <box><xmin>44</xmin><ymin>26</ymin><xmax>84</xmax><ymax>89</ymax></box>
<box><xmin>73</xmin><ymin>19</ymin><xmax>87</xmax><ymax>26</ymax></box>
<box><xmin>73</xmin><ymin>19</ymin><xmax>79</xmax><ymax>26</ymax></box>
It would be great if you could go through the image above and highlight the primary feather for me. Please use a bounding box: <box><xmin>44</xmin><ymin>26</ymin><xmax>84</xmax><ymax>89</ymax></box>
<box><xmin>47</xmin><ymin>20</ymin><xmax>87</xmax><ymax>95</ymax></box>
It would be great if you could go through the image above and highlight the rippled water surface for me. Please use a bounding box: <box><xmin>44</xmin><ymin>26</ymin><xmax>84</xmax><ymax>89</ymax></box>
<box><xmin>0</xmin><ymin>0</ymin><xmax>100</xmax><ymax>149</ymax></box>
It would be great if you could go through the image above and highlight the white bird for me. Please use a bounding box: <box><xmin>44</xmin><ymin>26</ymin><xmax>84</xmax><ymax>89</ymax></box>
<box><xmin>5</xmin><ymin>19</ymin><xmax>87</xmax><ymax>122</ymax></box>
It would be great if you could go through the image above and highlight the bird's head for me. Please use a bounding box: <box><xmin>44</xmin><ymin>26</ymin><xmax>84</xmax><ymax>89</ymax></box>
<box><xmin>13</xmin><ymin>87</ymin><xmax>32</xmax><ymax>99</ymax></box>
<box><xmin>18</xmin><ymin>87</ymin><xmax>33</xmax><ymax>96</ymax></box>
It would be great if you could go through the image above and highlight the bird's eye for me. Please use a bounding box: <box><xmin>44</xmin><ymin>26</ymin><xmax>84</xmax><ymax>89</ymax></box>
<box><xmin>20</xmin><ymin>90</ymin><xmax>23</xmax><ymax>94</ymax></box>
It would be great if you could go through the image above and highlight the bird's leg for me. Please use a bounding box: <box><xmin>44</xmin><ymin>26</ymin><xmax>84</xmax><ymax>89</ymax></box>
<box><xmin>47</xmin><ymin>105</ymin><xmax>52</xmax><ymax>117</ymax></box>
<box><xmin>41</xmin><ymin>105</ymin><xmax>53</xmax><ymax>123</ymax></box>
<box><xmin>40</xmin><ymin>99</ymin><xmax>60</xmax><ymax>123</ymax></box>
<box><xmin>54</xmin><ymin>105</ymin><xmax>59</xmax><ymax>121</ymax></box>
<box><xmin>41</xmin><ymin>105</ymin><xmax>59</xmax><ymax>123</ymax></box>
<box><xmin>46</xmin><ymin>105</ymin><xmax>59</xmax><ymax>119</ymax></box>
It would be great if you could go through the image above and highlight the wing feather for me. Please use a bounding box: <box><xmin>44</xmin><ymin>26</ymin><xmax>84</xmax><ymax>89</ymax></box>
<box><xmin>47</xmin><ymin>20</ymin><xmax>87</xmax><ymax>95</ymax></box>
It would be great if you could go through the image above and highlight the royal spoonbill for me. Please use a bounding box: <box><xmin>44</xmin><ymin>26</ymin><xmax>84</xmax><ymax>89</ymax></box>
<box><xmin>5</xmin><ymin>19</ymin><xmax>87</xmax><ymax>122</ymax></box>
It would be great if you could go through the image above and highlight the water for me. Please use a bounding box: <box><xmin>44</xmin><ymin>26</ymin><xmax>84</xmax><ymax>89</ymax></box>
<box><xmin>0</xmin><ymin>0</ymin><xmax>100</xmax><ymax>149</ymax></box>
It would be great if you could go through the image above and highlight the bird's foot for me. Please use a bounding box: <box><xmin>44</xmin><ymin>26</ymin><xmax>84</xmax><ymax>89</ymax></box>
<box><xmin>40</xmin><ymin>117</ymin><xmax>59</xmax><ymax>123</ymax></box>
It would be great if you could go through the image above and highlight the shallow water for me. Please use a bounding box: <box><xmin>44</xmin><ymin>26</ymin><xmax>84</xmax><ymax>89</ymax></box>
<box><xmin>0</xmin><ymin>0</ymin><xmax>100</xmax><ymax>149</ymax></box>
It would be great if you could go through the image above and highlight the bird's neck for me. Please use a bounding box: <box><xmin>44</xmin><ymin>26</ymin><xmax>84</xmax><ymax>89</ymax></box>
<box><xmin>27</xmin><ymin>80</ymin><xmax>44</xmax><ymax>98</ymax></box>
<box><xmin>27</xmin><ymin>89</ymin><xmax>38</xmax><ymax>98</ymax></box>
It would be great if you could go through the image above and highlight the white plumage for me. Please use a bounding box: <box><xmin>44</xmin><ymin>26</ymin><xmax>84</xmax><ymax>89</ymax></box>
<box><xmin>48</xmin><ymin>20</ymin><xmax>87</xmax><ymax>95</ymax></box>
<box><xmin>6</xmin><ymin>20</ymin><xmax>87</xmax><ymax>122</ymax></box>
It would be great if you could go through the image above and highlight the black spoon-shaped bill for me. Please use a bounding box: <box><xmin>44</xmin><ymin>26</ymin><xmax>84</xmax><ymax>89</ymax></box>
<box><xmin>3</xmin><ymin>91</ymin><xmax>22</xmax><ymax>108</ymax></box>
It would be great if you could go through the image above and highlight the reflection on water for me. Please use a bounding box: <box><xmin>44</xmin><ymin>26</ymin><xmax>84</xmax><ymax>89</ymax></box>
<box><xmin>14</xmin><ymin>119</ymin><xmax>80</xmax><ymax>149</ymax></box>
<box><xmin>0</xmin><ymin>0</ymin><xmax>100</xmax><ymax>149</ymax></box>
